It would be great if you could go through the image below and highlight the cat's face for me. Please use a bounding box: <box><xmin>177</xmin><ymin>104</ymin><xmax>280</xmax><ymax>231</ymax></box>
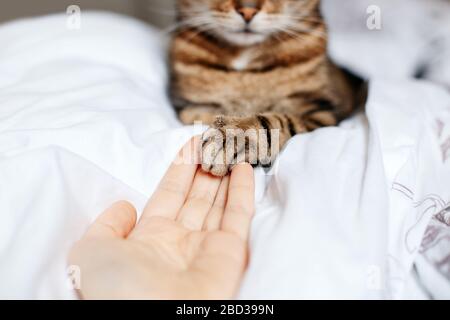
<box><xmin>177</xmin><ymin>0</ymin><xmax>321</xmax><ymax>46</ymax></box>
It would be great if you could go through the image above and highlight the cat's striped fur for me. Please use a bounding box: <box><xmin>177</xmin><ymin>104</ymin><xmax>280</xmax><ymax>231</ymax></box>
<box><xmin>170</xmin><ymin>0</ymin><xmax>367</xmax><ymax>176</ymax></box>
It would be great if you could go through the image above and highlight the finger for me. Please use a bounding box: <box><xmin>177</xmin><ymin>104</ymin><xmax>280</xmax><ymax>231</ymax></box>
<box><xmin>203</xmin><ymin>176</ymin><xmax>229</xmax><ymax>231</ymax></box>
<box><xmin>141</xmin><ymin>136</ymin><xmax>200</xmax><ymax>221</ymax></box>
<box><xmin>177</xmin><ymin>170</ymin><xmax>223</xmax><ymax>230</ymax></box>
<box><xmin>221</xmin><ymin>163</ymin><xmax>255</xmax><ymax>241</ymax></box>
<box><xmin>84</xmin><ymin>201</ymin><xmax>137</xmax><ymax>239</ymax></box>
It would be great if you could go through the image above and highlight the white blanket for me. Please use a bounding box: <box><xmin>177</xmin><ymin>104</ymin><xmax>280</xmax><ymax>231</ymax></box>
<box><xmin>0</xmin><ymin>13</ymin><xmax>449</xmax><ymax>299</ymax></box>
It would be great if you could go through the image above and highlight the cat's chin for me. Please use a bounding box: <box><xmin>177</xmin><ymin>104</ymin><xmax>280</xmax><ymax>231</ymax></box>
<box><xmin>218</xmin><ymin>31</ymin><xmax>269</xmax><ymax>47</ymax></box>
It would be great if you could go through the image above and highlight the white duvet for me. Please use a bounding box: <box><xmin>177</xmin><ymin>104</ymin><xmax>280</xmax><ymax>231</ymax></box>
<box><xmin>0</xmin><ymin>13</ymin><xmax>449</xmax><ymax>299</ymax></box>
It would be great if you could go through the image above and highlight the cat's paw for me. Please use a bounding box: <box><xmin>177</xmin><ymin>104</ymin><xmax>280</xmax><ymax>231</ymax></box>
<box><xmin>201</xmin><ymin>116</ymin><xmax>270</xmax><ymax>176</ymax></box>
<box><xmin>201</xmin><ymin>116</ymin><xmax>249</xmax><ymax>177</ymax></box>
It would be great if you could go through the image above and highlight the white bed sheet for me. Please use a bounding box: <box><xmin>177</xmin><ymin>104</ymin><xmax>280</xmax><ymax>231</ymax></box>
<box><xmin>0</xmin><ymin>13</ymin><xmax>449</xmax><ymax>299</ymax></box>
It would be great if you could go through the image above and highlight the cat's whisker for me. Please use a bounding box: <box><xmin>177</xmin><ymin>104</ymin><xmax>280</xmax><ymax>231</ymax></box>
<box><xmin>283</xmin><ymin>21</ymin><xmax>326</xmax><ymax>32</ymax></box>
<box><xmin>272</xmin><ymin>26</ymin><xmax>305</xmax><ymax>40</ymax></box>
<box><xmin>269</xmin><ymin>13</ymin><xmax>325</xmax><ymax>22</ymax></box>
<box><xmin>178</xmin><ymin>18</ymin><xmax>217</xmax><ymax>30</ymax></box>
<box><xmin>177</xmin><ymin>21</ymin><xmax>229</xmax><ymax>43</ymax></box>
<box><xmin>289</xmin><ymin>28</ymin><xmax>328</xmax><ymax>40</ymax></box>
<box><xmin>163</xmin><ymin>16</ymin><xmax>212</xmax><ymax>32</ymax></box>
<box><xmin>280</xmin><ymin>22</ymin><xmax>328</xmax><ymax>39</ymax></box>
<box><xmin>270</xmin><ymin>31</ymin><xmax>293</xmax><ymax>44</ymax></box>
<box><xmin>267</xmin><ymin>15</ymin><xmax>326</xmax><ymax>27</ymax></box>
<box><xmin>275</xmin><ymin>26</ymin><xmax>327</xmax><ymax>45</ymax></box>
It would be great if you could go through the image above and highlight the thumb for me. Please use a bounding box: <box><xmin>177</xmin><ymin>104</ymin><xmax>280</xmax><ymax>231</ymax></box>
<box><xmin>85</xmin><ymin>201</ymin><xmax>137</xmax><ymax>239</ymax></box>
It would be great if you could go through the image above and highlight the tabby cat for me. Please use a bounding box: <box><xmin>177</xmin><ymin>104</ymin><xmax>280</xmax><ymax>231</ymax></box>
<box><xmin>170</xmin><ymin>0</ymin><xmax>367</xmax><ymax>176</ymax></box>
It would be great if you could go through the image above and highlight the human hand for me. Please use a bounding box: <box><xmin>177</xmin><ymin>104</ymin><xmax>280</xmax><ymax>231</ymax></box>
<box><xmin>68</xmin><ymin>137</ymin><xmax>255</xmax><ymax>300</ymax></box>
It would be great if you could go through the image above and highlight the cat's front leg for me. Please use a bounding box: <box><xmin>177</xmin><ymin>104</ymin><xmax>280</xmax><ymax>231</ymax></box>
<box><xmin>201</xmin><ymin>114</ymin><xmax>294</xmax><ymax>176</ymax></box>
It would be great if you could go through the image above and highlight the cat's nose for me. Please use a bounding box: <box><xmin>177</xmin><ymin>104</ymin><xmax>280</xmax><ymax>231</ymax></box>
<box><xmin>237</xmin><ymin>7</ymin><xmax>259</xmax><ymax>23</ymax></box>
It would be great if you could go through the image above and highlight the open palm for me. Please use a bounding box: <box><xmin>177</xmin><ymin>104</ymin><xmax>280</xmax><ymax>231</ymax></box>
<box><xmin>69</xmin><ymin>137</ymin><xmax>255</xmax><ymax>300</ymax></box>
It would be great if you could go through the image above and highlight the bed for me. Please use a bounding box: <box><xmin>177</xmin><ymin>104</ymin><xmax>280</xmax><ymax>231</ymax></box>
<box><xmin>0</xmin><ymin>12</ymin><xmax>449</xmax><ymax>299</ymax></box>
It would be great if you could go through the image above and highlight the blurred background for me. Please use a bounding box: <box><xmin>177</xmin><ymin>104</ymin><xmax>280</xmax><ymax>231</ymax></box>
<box><xmin>0</xmin><ymin>0</ymin><xmax>174</xmax><ymax>27</ymax></box>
